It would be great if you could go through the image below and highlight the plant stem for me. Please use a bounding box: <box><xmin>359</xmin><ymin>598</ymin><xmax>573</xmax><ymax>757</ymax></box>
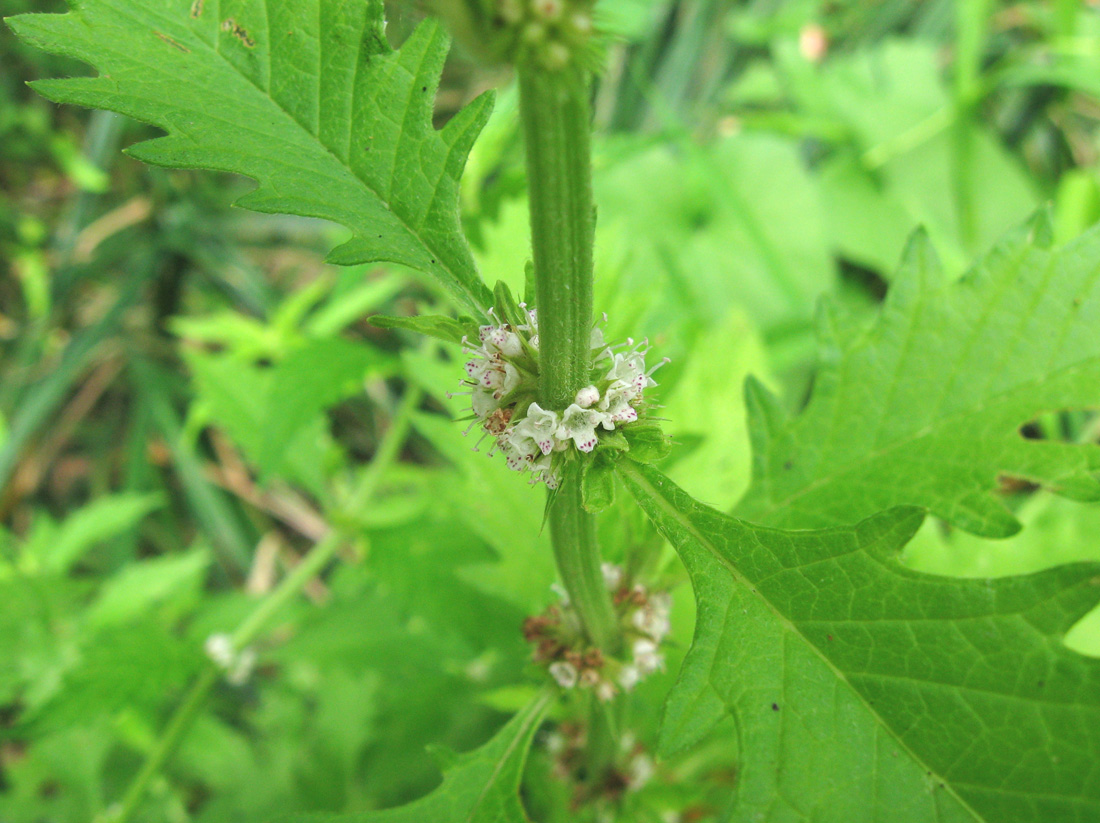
<box><xmin>104</xmin><ymin>667</ymin><xmax>218</xmax><ymax>823</ymax></box>
<box><xmin>103</xmin><ymin>388</ymin><xmax>421</xmax><ymax>823</ymax></box>
<box><xmin>550</xmin><ymin>461</ymin><xmax>620</xmax><ymax>653</ymax></box>
<box><xmin>517</xmin><ymin>63</ymin><xmax>620</xmax><ymax>654</ymax></box>
<box><xmin>518</xmin><ymin>64</ymin><xmax>596</xmax><ymax>412</ymax></box>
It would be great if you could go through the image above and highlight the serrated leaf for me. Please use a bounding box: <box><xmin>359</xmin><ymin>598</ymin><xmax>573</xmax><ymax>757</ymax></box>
<box><xmin>28</xmin><ymin>492</ymin><xmax>163</xmax><ymax>574</ymax></box>
<box><xmin>369</xmin><ymin>313</ymin><xmax>477</xmax><ymax>346</ymax></box>
<box><xmin>259</xmin><ymin>337</ymin><xmax>392</xmax><ymax>478</ymax></box>
<box><xmin>88</xmin><ymin>545</ymin><xmax>211</xmax><ymax>627</ymax></box>
<box><xmin>580</xmin><ymin>453</ymin><xmax>616</xmax><ymax>512</ymax></box>
<box><xmin>620</xmin><ymin>461</ymin><xmax>1100</xmax><ymax>823</ymax></box>
<box><xmin>282</xmin><ymin>693</ymin><xmax>548</xmax><ymax>823</ymax></box>
<box><xmin>736</xmin><ymin>222</ymin><xmax>1100</xmax><ymax>537</ymax></box>
<box><xmin>23</xmin><ymin>621</ymin><xmax>205</xmax><ymax>734</ymax></box>
<box><xmin>7</xmin><ymin>0</ymin><xmax>493</xmax><ymax>317</ymax></box>
<box><xmin>622</xmin><ymin>423</ymin><xmax>672</xmax><ymax>464</ymax></box>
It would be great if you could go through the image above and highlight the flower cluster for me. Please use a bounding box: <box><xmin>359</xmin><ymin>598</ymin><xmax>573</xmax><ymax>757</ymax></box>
<box><xmin>523</xmin><ymin>564</ymin><xmax>672</xmax><ymax>701</ymax></box>
<box><xmin>204</xmin><ymin>633</ymin><xmax>256</xmax><ymax>686</ymax></box>
<box><xmin>434</xmin><ymin>0</ymin><xmax>598</xmax><ymax>69</ymax></box>
<box><xmin>544</xmin><ymin>723</ymin><xmax>656</xmax><ymax>804</ymax></box>
<box><xmin>453</xmin><ymin>306</ymin><xmax>667</xmax><ymax>489</ymax></box>
<box><xmin>495</xmin><ymin>0</ymin><xmax>596</xmax><ymax>69</ymax></box>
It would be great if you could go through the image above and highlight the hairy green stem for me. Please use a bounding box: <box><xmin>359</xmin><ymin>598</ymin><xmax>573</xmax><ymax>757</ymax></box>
<box><xmin>517</xmin><ymin>64</ymin><xmax>620</xmax><ymax>654</ymax></box>
<box><xmin>549</xmin><ymin>462</ymin><xmax>621</xmax><ymax>653</ymax></box>
<box><xmin>519</xmin><ymin>64</ymin><xmax>596</xmax><ymax>411</ymax></box>
<box><xmin>103</xmin><ymin>388</ymin><xmax>421</xmax><ymax>823</ymax></box>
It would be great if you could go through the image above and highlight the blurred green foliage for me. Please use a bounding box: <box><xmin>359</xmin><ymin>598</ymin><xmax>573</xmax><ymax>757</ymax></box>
<box><xmin>2</xmin><ymin>1</ymin><xmax>1100</xmax><ymax>821</ymax></box>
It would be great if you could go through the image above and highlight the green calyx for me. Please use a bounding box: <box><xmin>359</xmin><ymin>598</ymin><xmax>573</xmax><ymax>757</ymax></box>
<box><xmin>432</xmin><ymin>0</ymin><xmax>597</xmax><ymax>69</ymax></box>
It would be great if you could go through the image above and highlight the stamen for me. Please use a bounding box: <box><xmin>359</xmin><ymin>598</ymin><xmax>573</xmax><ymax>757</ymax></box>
<box><xmin>646</xmin><ymin>357</ymin><xmax>671</xmax><ymax>376</ymax></box>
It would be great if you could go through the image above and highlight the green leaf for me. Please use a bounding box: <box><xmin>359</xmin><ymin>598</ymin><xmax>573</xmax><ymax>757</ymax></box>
<box><xmin>736</xmin><ymin>222</ymin><xmax>1100</xmax><ymax>537</ymax></box>
<box><xmin>580</xmin><ymin>453</ymin><xmax>616</xmax><ymax>512</ymax></box>
<box><xmin>87</xmin><ymin>545</ymin><xmax>211</xmax><ymax>628</ymax></box>
<box><xmin>259</xmin><ymin>337</ymin><xmax>392</xmax><ymax>478</ymax></box>
<box><xmin>622</xmin><ymin>423</ymin><xmax>672</xmax><ymax>465</ymax></box>
<box><xmin>492</xmin><ymin>280</ymin><xmax>526</xmax><ymax>330</ymax></box>
<box><xmin>282</xmin><ymin>693</ymin><xmax>549</xmax><ymax>823</ymax></box>
<box><xmin>23</xmin><ymin>621</ymin><xmax>205</xmax><ymax>734</ymax></box>
<box><xmin>619</xmin><ymin>461</ymin><xmax>1100</xmax><ymax>823</ymax></box>
<box><xmin>369</xmin><ymin>314</ymin><xmax>478</xmax><ymax>346</ymax></box>
<box><xmin>28</xmin><ymin>492</ymin><xmax>163</xmax><ymax>574</ymax></box>
<box><xmin>7</xmin><ymin>0</ymin><xmax>493</xmax><ymax>317</ymax></box>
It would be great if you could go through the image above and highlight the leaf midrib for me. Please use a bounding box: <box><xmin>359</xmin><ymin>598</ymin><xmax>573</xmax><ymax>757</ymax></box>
<box><xmin>466</xmin><ymin>692</ymin><xmax>548</xmax><ymax>822</ymax></box>
<box><xmin>620</xmin><ymin>461</ymin><xmax>987</xmax><ymax>823</ymax></box>
<box><xmin>99</xmin><ymin>0</ymin><xmax>482</xmax><ymax>312</ymax></box>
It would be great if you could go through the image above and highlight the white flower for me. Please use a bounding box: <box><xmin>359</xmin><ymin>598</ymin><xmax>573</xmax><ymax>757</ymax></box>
<box><xmin>496</xmin><ymin>363</ymin><xmax>520</xmax><ymax>398</ymax></box>
<box><xmin>574</xmin><ymin>385</ymin><xmax>600</xmax><ymax>409</ymax></box>
<box><xmin>603</xmin><ymin>390</ymin><xmax>639</xmax><ymax>424</ymax></box>
<box><xmin>633</xmin><ymin>638</ymin><xmax>663</xmax><ymax>675</ymax></box>
<box><xmin>531</xmin><ymin>452</ymin><xmax>560</xmax><ymax>488</ymax></box>
<box><xmin>471</xmin><ymin>388</ymin><xmax>499</xmax><ymax>418</ymax></box>
<box><xmin>555</xmin><ymin>403</ymin><xmax>607</xmax><ymax>452</ymax></box>
<box><xmin>480</xmin><ymin>325</ymin><xmax>523</xmax><ymax>357</ymax></box>
<box><xmin>618</xmin><ymin>664</ymin><xmax>640</xmax><ymax>691</ymax></box>
<box><xmin>204</xmin><ymin>633</ymin><xmax>234</xmax><ymax>669</ymax></box>
<box><xmin>650</xmin><ymin>592</ymin><xmax>672</xmax><ymax>636</ymax></box>
<box><xmin>457</xmin><ymin>311</ymin><xmax>665</xmax><ymax>489</ymax></box>
<box><xmin>549</xmin><ymin>661</ymin><xmax>578</xmax><ymax>689</ymax></box>
<box><xmin>227</xmin><ymin>647</ymin><xmax>256</xmax><ymax>686</ymax></box>
<box><xmin>512</xmin><ymin>402</ymin><xmax>560</xmax><ymax>455</ymax></box>
<box><xmin>205</xmin><ymin>633</ymin><xmax>255</xmax><ymax>685</ymax></box>
<box><xmin>629</xmin><ymin>754</ymin><xmax>655</xmax><ymax>788</ymax></box>
<box><xmin>596</xmin><ymin>680</ymin><xmax>617</xmax><ymax>702</ymax></box>
<box><xmin>464</xmin><ymin>355</ymin><xmax>501</xmax><ymax>390</ymax></box>
<box><xmin>465</xmin><ymin>358</ymin><xmax>520</xmax><ymax>400</ymax></box>
<box><xmin>501</xmin><ymin>433</ymin><xmax>539</xmax><ymax>471</ymax></box>
<box><xmin>601</xmin><ymin>562</ymin><xmax>623</xmax><ymax>590</ymax></box>
<box><xmin>603</xmin><ymin>351</ymin><xmax>653</xmax><ymax>402</ymax></box>
<box><xmin>633</xmin><ymin>603</ymin><xmax>671</xmax><ymax>642</ymax></box>
<box><xmin>550</xmin><ymin>582</ymin><xmax>570</xmax><ymax>604</ymax></box>
<box><xmin>538</xmin><ymin>458</ymin><xmax>561</xmax><ymax>489</ymax></box>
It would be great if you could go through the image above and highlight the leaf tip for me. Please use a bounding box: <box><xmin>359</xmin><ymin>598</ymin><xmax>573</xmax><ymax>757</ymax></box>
<box><xmin>895</xmin><ymin>225</ymin><xmax>943</xmax><ymax>289</ymax></box>
<box><xmin>948</xmin><ymin>490</ymin><xmax>1022</xmax><ymax>539</ymax></box>
<box><xmin>857</xmin><ymin>505</ymin><xmax>926</xmax><ymax>553</ymax></box>
<box><xmin>1025</xmin><ymin>204</ymin><xmax>1055</xmax><ymax>249</ymax></box>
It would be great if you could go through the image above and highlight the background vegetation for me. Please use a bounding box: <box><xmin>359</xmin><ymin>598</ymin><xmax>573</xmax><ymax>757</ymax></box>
<box><xmin>2</xmin><ymin>0</ymin><xmax>1100</xmax><ymax>820</ymax></box>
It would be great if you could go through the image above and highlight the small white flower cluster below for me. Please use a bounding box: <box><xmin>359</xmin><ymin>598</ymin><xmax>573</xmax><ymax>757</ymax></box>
<box><xmin>204</xmin><ymin>633</ymin><xmax>256</xmax><ymax>686</ymax></box>
<box><xmin>454</xmin><ymin>307</ymin><xmax>666</xmax><ymax>488</ymax></box>
<box><xmin>527</xmin><ymin>564</ymin><xmax>671</xmax><ymax>702</ymax></box>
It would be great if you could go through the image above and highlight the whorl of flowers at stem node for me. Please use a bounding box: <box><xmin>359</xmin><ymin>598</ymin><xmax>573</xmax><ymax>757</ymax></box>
<box><xmin>431</xmin><ymin>0</ymin><xmax>599</xmax><ymax>70</ymax></box>
<box><xmin>204</xmin><ymin>634</ymin><xmax>256</xmax><ymax>686</ymax></box>
<box><xmin>450</xmin><ymin>305</ymin><xmax>668</xmax><ymax>489</ymax></box>
<box><xmin>523</xmin><ymin>564</ymin><xmax>672</xmax><ymax>701</ymax></box>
